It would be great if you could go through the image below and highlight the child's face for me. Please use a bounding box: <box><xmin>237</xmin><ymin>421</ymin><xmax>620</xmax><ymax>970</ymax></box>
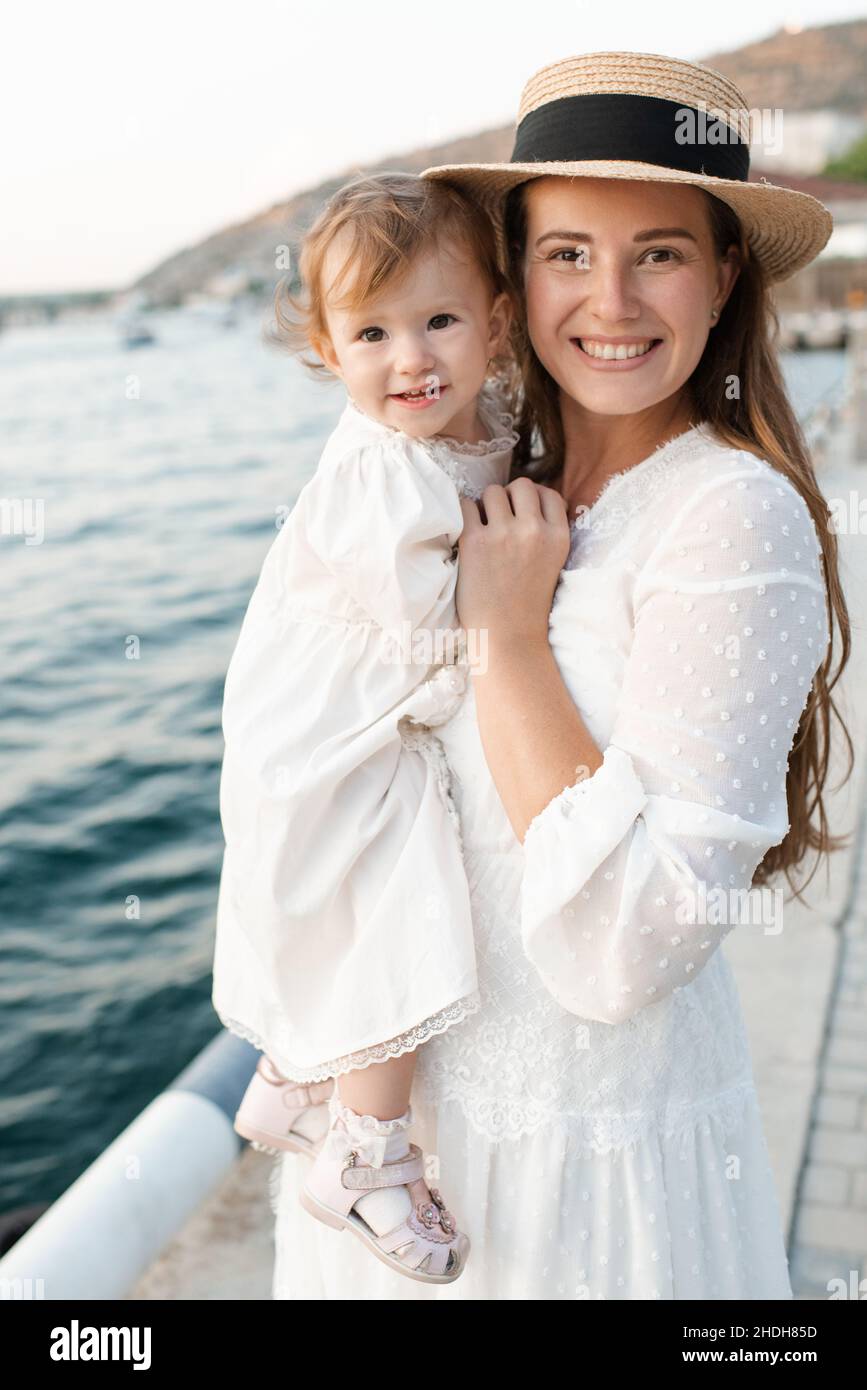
<box><xmin>317</xmin><ymin>234</ymin><xmax>511</xmax><ymax>439</ymax></box>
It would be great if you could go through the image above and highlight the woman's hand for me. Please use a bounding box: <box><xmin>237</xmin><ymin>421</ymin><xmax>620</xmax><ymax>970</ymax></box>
<box><xmin>455</xmin><ymin>477</ymin><xmax>572</xmax><ymax>652</ymax></box>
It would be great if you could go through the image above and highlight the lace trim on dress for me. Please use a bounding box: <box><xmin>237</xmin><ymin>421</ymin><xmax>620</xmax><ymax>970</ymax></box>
<box><xmin>422</xmin><ymin>378</ymin><xmax>520</xmax><ymax>458</ymax></box>
<box><xmin>218</xmin><ymin>989</ymin><xmax>484</xmax><ymax>1086</ymax></box>
<box><xmin>398</xmin><ymin>718</ymin><xmax>466</xmax><ymax>853</ymax></box>
<box><xmin>401</xmin><ymin>658</ymin><xmax>470</xmax><ymax>728</ymax></box>
<box><xmin>345</xmin><ymin>377</ymin><xmax>518</xmax><ymax>460</ymax></box>
<box><xmin>566</xmin><ymin>422</ymin><xmax>715</xmax><ymax>565</ymax></box>
<box><xmin>420</xmin><ymin>1064</ymin><xmax>758</xmax><ymax>1155</ymax></box>
<box><xmin>408</xmin><ymin>841</ymin><xmax>760</xmax><ymax>1150</ymax></box>
<box><xmin>346</xmin><ymin>378</ymin><xmax>519</xmax><ymax>501</ymax></box>
<box><xmin>411</xmin><ymin>380</ymin><xmax>519</xmax><ymax>502</ymax></box>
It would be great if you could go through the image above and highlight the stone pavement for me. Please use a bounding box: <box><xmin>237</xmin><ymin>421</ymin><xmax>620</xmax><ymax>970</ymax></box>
<box><xmin>786</xmin><ymin>412</ymin><xmax>867</xmax><ymax>1300</ymax></box>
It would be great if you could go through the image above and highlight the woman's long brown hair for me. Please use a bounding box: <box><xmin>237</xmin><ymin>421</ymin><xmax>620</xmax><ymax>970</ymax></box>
<box><xmin>499</xmin><ymin>180</ymin><xmax>853</xmax><ymax>905</ymax></box>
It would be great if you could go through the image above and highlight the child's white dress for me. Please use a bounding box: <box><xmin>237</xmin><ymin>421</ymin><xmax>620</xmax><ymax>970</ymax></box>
<box><xmin>211</xmin><ymin>378</ymin><xmax>518</xmax><ymax>1081</ymax></box>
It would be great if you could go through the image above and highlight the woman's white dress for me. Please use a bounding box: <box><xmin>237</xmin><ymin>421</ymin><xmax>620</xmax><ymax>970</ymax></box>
<box><xmin>271</xmin><ymin>421</ymin><xmax>830</xmax><ymax>1300</ymax></box>
<box><xmin>212</xmin><ymin>379</ymin><xmax>517</xmax><ymax>1079</ymax></box>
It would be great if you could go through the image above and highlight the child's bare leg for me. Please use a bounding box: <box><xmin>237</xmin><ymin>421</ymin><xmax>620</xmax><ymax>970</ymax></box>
<box><xmin>337</xmin><ymin>1047</ymin><xmax>416</xmax><ymax>1120</ymax></box>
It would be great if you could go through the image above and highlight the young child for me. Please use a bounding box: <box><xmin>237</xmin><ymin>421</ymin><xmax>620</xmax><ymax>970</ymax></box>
<box><xmin>211</xmin><ymin>172</ymin><xmax>517</xmax><ymax>1282</ymax></box>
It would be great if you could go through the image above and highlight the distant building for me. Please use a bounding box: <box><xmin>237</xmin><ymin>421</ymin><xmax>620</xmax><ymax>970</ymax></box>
<box><xmin>752</xmin><ymin>109</ymin><xmax>867</xmax><ymax>176</ymax></box>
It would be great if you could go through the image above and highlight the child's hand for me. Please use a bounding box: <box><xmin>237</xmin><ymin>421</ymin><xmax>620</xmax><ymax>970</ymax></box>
<box><xmin>455</xmin><ymin>479</ymin><xmax>571</xmax><ymax>652</ymax></box>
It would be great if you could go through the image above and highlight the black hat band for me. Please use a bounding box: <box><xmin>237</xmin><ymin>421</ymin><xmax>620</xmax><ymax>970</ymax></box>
<box><xmin>511</xmin><ymin>93</ymin><xmax>750</xmax><ymax>182</ymax></box>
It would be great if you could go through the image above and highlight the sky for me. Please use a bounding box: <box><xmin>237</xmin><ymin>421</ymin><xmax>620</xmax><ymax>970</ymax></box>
<box><xmin>5</xmin><ymin>0</ymin><xmax>866</xmax><ymax>294</ymax></box>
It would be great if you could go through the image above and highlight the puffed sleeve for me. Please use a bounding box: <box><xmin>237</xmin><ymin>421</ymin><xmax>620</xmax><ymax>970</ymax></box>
<box><xmin>519</xmin><ymin>466</ymin><xmax>831</xmax><ymax>1025</ymax></box>
<box><xmin>304</xmin><ymin>440</ymin><xmax>466</xmax><ymax>723</ymax></box>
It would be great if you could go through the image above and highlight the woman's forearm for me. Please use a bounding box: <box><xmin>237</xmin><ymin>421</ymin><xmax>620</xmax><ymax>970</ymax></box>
<box><xmin>470</xmin><ymin>632</ymin><xmax>604</xmax><ymax>844</ymax></box>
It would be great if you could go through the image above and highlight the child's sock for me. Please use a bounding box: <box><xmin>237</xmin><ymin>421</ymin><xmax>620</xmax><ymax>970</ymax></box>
<box><xmin>356</xmin><ymin>1126</ymin><xmax>413</xmax><ymax>1233</ymax></box>
<box><xmin>328</xmin><ymin>1093</ymin><xmax>414</xmax><ymax>1235</ymax></box>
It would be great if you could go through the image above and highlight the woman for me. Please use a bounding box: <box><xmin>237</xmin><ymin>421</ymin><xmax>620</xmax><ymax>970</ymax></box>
<box><xmin>270</xmin><ymin>50</ymin><xmax>851</xmax><ymax>1300</ymax></box>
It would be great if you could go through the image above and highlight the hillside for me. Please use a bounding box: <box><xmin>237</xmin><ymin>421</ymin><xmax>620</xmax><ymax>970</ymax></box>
<box><xmin>704</xmin><ymin>18</ymin><xmax>867</xmax><ymax>114</ymax></box>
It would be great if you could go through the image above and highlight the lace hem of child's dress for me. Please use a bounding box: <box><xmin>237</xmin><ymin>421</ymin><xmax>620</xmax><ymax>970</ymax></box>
<box><xmin>216</xmin><ymin>673</ymin><xmax>476</xmax><ymax>1083</ymax></box>
<box><xmin>219</xmin><ymin>989</ymin><xmax>483</xmax><ymax>1085</ymax></box>
<box><xmin>218</xmin><ymin>717</ymin><xmax>477</xmax><ymax>1082</ymax></box>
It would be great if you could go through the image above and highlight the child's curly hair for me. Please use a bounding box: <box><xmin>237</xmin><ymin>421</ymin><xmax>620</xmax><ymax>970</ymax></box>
<box><xmin>265</xmin><ymin>170</ymin><xmax>517</xmax><ymax>384</ymax></box>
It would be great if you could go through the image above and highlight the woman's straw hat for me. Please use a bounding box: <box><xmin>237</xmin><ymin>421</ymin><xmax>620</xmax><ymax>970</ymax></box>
<box><xmin>420</xmin><ymin>52</ymin><xmax>833</xmax><ymax>283</ymax></box>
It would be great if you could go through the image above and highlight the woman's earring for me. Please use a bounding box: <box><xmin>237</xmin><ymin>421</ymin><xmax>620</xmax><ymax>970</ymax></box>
<box><xmin>710</xmin><ymin>308</ymin><xmax>719</xmax><ymax>319</ymax></box>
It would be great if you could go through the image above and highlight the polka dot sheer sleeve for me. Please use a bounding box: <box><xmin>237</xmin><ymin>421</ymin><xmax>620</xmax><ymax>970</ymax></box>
<box><xmin>519</xmin><ymin>465</ymin><xmax>831</xmax><ymax>1025</ymax></box>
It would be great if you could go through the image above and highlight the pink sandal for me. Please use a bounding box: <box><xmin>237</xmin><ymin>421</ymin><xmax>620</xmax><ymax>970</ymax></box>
<box><xmin>299</xmin><ymin>1095</ymin><xmax>470</xmax><ymax>1283</ymax></box>
<box><xmin>233</xmin><ymin>1055</ymin><xmax>334</xmax><ymax>1158</ymax></box>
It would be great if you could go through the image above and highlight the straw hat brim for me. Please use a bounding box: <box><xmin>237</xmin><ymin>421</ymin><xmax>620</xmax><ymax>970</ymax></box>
<box><xmin>419</xmin><ymin>159</ymin><xmax>834</xmax><ymax>284</ymax></box>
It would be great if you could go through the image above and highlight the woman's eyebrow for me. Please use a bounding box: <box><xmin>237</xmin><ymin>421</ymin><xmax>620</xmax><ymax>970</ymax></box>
<box><xmin>634</xmin><ymin>227</ymin><xmax>698</xmax><ymax>244</ymax></box>
<box><xmin>534</xmin><ymin>227</ymin><xmax>698</xmax><ymax>247</ymax></box>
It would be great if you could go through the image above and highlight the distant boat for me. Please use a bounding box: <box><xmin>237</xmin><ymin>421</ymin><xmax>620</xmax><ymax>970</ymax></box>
<box><xmin>803</xmin><ymin>311</ymin><xmax>847</xmax><ymax>351</ymax></box>
<box><xmin>119</xmin><ymin>316</ymin><xmax>156</xmax><ymax>348</ymax></box>
<box><xmin>780</xmin><ymin>310</ymin><xmax>848</xmax><ymax>352</ymax></box>
<box><xmin>182</xmin><ymin>298</ymin><xmax>239</xmax><ymax>328</ymax></box>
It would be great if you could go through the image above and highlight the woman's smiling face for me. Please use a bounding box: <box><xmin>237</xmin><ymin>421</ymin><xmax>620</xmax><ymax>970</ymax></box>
<box><xmin>519</xmin><ymin>176</ymin><xmax>740</xmax><ymax>419</ymax></box>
